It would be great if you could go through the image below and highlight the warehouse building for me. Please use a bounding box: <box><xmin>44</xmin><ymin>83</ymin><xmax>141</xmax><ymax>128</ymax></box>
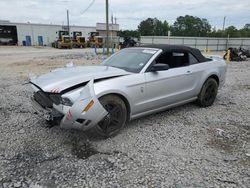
<box><xmin>0</xmin><ymin>20</ymin><xmax>119</xmax><ymax>46</ymax></box>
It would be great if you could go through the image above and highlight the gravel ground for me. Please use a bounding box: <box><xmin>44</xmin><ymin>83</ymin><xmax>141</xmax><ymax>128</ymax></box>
<box><xmin>0</xmin><ymin>47</ymin><xmax>249</xmax><ymax>187</ymax></box>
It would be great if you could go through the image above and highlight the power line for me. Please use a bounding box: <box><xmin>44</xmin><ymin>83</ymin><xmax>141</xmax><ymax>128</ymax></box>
<box><xmin>80</xmin><ymin>0</ymin><xmax>95</xmax><ymax>15</ymax></box>
<box><xmin>117</xmin><ymin>17</ymin><xmax>145</xmax><ymax>21</ymax></box>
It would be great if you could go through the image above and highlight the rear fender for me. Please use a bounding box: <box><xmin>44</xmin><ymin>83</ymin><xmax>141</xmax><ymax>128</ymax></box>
<box><xmin>60</xmin><ymin>79</ymin><xmax>108</xmax><ymax>130</ymax></box>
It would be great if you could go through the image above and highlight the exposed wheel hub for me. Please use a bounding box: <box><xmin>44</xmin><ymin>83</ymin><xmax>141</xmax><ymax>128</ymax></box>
<box><xmin>103</xmin><ymin>114</ymin><xmax>111</xmax><ymax>125</ymax></box>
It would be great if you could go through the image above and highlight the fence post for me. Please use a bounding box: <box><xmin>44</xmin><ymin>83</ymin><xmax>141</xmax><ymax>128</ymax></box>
<box><xmin>112</xmin><ymin>43</ymin><xmax>114</xmax><ymax>54</ymax></box>
<box><xmin>217</xmin><ymin>39</ymin><xmax>219</xmax><ymax>51</ymax></box>
<box><xmin>168</xmin><ymin>31</ymin><xmax>171</xmax><ymax>44</ymax></box>
<box><xmin>226</xmin><ymin>34</ymin><xmax>230</xmax><ymax>50</ymax></box>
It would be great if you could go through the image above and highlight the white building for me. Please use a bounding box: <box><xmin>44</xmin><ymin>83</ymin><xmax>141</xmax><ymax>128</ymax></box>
<box><xmin>0</xmin><ymin>20</ymin><xmax>119</xmax><ymax>46</ymax></box>
<box><xmin>96</xmin><ymin>22</ymin><xmax>119</xmax><ymax>37</ymax></box>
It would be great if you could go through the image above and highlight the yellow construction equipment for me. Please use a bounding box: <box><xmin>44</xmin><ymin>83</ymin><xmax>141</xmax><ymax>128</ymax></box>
<box><xmin>87</xmin><ymin>32</ymin><xmax>103</xmax><ymax>48</ymax></box>
<box><xmin>72</xmin><ymin>31</ymin><xmax>86</xmax><ymax>48</ymax></box>
<box><xmin>226</xmin><ymin>49</ymin><xmax>231</xmax><ymax>63</ymax></box>
<box><xmin>53</xmin><ymin>30</ymin><xmax>72</xmax><ymax>49</ymax></box>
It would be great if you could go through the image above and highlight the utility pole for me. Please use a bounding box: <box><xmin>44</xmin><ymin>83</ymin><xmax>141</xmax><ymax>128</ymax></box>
<box><xmin>111</xmin><ymin>13</ymin><xmax>113</xmax><ymax>53</ymax></box>
<box><xmin>222</xmin><ymin>16</ymin><xmax>226</xmax><ymax>31</ymax></box>
<box><xmin>167</xmin><ymin>30</ymin><xmax>171</xmax><ymax>44</ymax></box>
<box><xmin>67</xmin><ymin>9</ymin><xmax>70</xmax><ymax>34</ymax></box>
<box><xmin>106</xmin><ymin>0</ymin><xmax>109</xmax><ymax>54</ymax></box>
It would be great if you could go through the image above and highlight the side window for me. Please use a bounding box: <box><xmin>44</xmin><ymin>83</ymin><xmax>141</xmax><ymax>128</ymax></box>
<box><xmin>171</xmin><ymin>52</ymin><xmax>189</xmax><ymax>68</ymax></box>
<box><xmin>154</xmin><ymin>52</ymin><xmax>168</xmax><ymax>64</ymax></box>
<box><xmin>155</xmin><ymin>51</ymin><xmax>189</xmax><ymax>69</ymax></box>
<box><xmin>189</xmin><ymin>53</ymin><xmax>199</xmax><ymax>65</ymax></box>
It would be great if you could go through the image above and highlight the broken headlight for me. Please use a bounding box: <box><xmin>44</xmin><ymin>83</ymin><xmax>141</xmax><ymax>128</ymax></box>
<box><xmin>49</xmin><ymin>94</ymin><xmax>73</xmax><ymax>106</ymax></box>
<box><xmin>61</xmin><ymin>97</ymin><xmax>73</xmax><ymax>106</ymax></box>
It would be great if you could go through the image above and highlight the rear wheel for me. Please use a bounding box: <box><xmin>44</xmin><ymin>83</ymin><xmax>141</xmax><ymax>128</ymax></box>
<box><xmin>95</xmin><ymin>95</ymin><xmax>127</xmax><ymax>137</ymax></box>
<box><xmin>197</xmin><ymin>78</ymin><xmax>218</xmax><ymax>107</ymax></box>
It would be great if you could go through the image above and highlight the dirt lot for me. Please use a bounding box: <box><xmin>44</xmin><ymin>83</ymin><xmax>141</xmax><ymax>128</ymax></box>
<box><xmin>0</xmin><ymin>46</ymin><xmax>249</xmax><ymax>187</ymax></box>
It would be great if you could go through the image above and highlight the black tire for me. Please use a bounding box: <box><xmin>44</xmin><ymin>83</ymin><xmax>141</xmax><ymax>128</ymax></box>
<box><xmin>94</xmin><ymin>95</ymin><xmax>127</xmax><ymax>137</ymax></box>
<box><xmin>197</xmin><ymin>78</ymin><xmax>218</xmax><ymax>107</ymax></box>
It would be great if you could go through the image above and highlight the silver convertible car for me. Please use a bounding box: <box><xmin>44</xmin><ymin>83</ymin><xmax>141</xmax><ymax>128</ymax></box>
<box><xmin>30</xmin><ymin>45</ymin><xmax>227</xmax><ymax>137</ymax></box>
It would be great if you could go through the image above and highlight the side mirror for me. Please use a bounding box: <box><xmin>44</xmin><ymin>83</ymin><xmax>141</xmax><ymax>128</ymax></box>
<box><xmin>150</xmin><ymin>63</ymin><xmax>169</xmax><ymax>72</ymax></box>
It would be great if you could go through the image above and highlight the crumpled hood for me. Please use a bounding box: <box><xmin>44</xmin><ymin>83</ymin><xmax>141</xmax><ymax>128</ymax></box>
<box><xmin>30</xmin><ymin>65</ymin><xmax>130</xmax><ymax>93</ymax></box>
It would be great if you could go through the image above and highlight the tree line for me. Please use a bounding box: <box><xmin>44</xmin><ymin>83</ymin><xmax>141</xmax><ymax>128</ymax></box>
<box><xmin>118</xmin><ymin>15</ymin><xmax>250</xmax><ymax>38</ymax></box>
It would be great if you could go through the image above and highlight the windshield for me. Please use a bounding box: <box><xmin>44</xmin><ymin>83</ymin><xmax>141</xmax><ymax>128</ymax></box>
<box><xmin>102</xmin><ymin>48</ymin><xmax>158</xmax><ymax>73</ymax></box>
<box><xmin>64</xmin><ymin>37</ymin><xmax>70</xmax><ymax>43</ymax></box>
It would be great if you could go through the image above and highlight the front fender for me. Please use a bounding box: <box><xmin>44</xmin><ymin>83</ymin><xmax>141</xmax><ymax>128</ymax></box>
<box><xmin>60</xmin><ymin>79</ymin><xmax>108</xmax><ymax>130</ymax></box>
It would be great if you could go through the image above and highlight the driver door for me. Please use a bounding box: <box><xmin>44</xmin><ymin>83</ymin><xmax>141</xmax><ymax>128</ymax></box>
<box><xmin>142</xmin><ymin>51</ymin><xmax>197</xmax><ymax>112</ymax></box>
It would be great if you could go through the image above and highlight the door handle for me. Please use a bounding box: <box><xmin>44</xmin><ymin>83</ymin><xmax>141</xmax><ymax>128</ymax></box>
<box><xmin>186</xmin><ymin>70</ymin><xmax>192</xmax><ymax>75</ymax></box>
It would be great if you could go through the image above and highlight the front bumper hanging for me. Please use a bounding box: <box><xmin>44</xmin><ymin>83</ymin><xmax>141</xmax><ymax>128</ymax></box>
<box><xmin>60</xmin><ymin>79</ymin><xmax>108</xmax><ymax>130</ymax></box>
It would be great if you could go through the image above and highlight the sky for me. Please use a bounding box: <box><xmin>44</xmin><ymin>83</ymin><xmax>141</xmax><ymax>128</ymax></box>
<box><xmin>0</xmin><ymin>0</ymin><xmax>249</xmax><ymax>30</ymax></box>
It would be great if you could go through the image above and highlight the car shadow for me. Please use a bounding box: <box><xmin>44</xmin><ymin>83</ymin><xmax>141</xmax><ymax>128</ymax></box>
<box><xmin>126</xmin><ymin>101</ymin><xmax>200</xmax><ymax>129</ymax></box>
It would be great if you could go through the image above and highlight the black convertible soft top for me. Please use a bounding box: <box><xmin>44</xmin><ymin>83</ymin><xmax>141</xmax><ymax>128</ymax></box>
<box><xmin>141</xmin><ymin>44</ymin><xmax>207</xmax><ymax>63</ymax></box>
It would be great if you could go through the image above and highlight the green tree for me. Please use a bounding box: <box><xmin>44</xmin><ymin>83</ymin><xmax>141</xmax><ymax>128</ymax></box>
<box><xmin>118</xmin><ymin>30</ymin><xmax>140</xmax><ymax>38</ymax></box>
<box><xmin>244</xmin><ymin>24</ymin><xmax>250</xmax><ymax>30</ymax></box>
<box><xmin>239</xmin><ymin>24</ymin><xmax>250</xmax><ymax>37</ymax></box>
<box><xmin>138</xmin><ymin>18</ymin><xmax>154</xmax><ymax>36</ymax></box>
<box><xmin>137</xmin><ymin>16</ymin><xmax>250</xmax><ymax>38</ymax></box>
<box><xmin>138</xmin><ymin>18</ymin><xmax>169</xmax><ymax>36</ymax></box>
<box><xmin>209</xmin><ymin>27</ymin><xmax>225</xmax><ymax>37</ymax></box>
<box><xmin>225</xmin><ymin>26</ymin><xmax>240</xmax><ymax>37</ymax></box>
<box><xmin>171</xmin><ymin>15</ymin><xmax>211</xmax><ymax>37</ymax></box>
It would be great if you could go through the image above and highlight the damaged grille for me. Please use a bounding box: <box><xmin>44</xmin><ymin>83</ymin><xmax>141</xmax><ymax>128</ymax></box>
<box><xmin>49</xmin><ymin>94</ymin><xmax>62</xmax><ymax>105</ymax></box>
<box><xmin>33</xmin><ymin>91</ymin><xmax>53</xmax><ymax>108</ymax></box>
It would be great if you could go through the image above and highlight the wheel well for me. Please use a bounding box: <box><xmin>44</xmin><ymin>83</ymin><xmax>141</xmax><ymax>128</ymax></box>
<box><xmin>208</xmin><ymin>74</ymin><xmax>219</xmax><ymax>86</ymax></box>
<box><xmin>99</xmin><ymin>93</ymin><xmax>131</xmax><ymax>121</ymax></box>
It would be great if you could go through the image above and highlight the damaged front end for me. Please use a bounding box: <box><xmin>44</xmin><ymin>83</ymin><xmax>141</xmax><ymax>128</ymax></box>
<box><xmin>30</xmin><ymin>79</ymin><xmax>108</xmax><ymax>131</ymax></box>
